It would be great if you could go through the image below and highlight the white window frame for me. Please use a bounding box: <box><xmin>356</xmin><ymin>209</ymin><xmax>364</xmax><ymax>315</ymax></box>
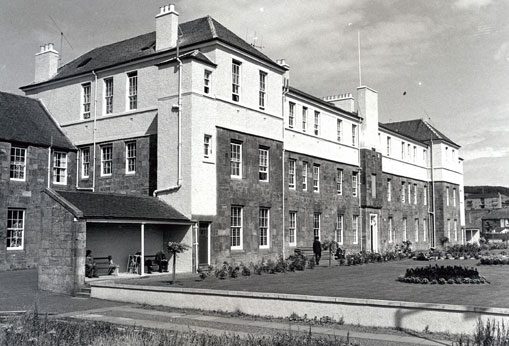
<box><xmin>401</xmin><ymin>142</ymin><xmax>405</xmax><ymax>160</ymax></box>
<box><xmin>314</xmin><ymin>111</ymin><xmax>320</xmax><ymax>136</ymax></box>
<box><xmin>313</xmin><ymin>212</ymin><xmax>321</xmax><ymax>240</ymax></box>
<box><xmin>401</xmin><ymin>183</ymin><xmax>406</xmax><ymax>203</ymax></box>
<box><xmin>82</xmin><ymin>82</ymin><xmax>91</xmax><ymax>119</ymax></box>
<box><xmin>230</xmin><ymin>142</ymin><xmax>242</xmax><ymax>178</ymax></box>
<box><xmin>259</xmin><ymin>208</ymin><xmax>270</xmax><ymax>249</ymax></box>
<box><xmin>81</xmin><ymin>147</ymin><xmax>90</xmax><ymax>179</ymax></box>
<box><xmin>414</xmin><ymin>184</ymin><xmax>417</xmax><ymax>204</ymax></box>
<box><xmin>352</xmin><ymin>124</ymin><xmax>357</xmax><ymax>146</ymax></box>
<box><xmin>388</xmin><ymin>217</ymin><xmax>393</xmax><ymax>243</ymax></box>
<box><xmin>288</xmin><ymin>159</ymin><xmax>296</xmax><ymax>189</ymax></box>
<box><xmin>423</xmin><ymin>185</ymin><xmax>428</xmax><ymax>206</ymax></box>
<box><xmin>127</xmin><ymin>71</ymin><xmax>138</xmax><ymax>110</ymax></box>
<box><xmin>204</xmin><ymin>69</ymin><xmax>212</xmax><ymax>94</ymax></box>
<box><xmin>289</xmin><ymin>211</ymin><xmax>297</xmax><ymax>246</ymax></box>
<box><xmin>403</xmin><ymin>218</ymin><xmax>407</xmax><ymax>241</ymax></box>
<box><xmin>204</xmin><ymin>134</ymin><xmax>212</xmax><ymax>158</ymax></box>
<box><xmin>289</xmin><ymin>102</ymin><xmax>295</xmax><ymax>128</ymax></box>
<box><xmin>7</xmin><ymin>209</ymin><xmax>24</xmax><ymax>250</ymax></box>
<box><xmin>313</xmin><ymin>164</ymin><xmax>320</xmax><ymax>193</ymax></box>
<box><xmin>125</xmin><ymin>141</ymin><xmax>136</xmax><ymax>174</ymax></box>
<box><xmin>447</xmin><ymin>219</ymin><xmax>451</xmax><ymax>239</ymax></box>
<box><xmin>387</xmin><ymin>179</ymin><xmax>392</xmax><ymax>202</ymax></box>
<box><xmin>371</xmin><ymin>174</ymin><xmax>377</xmax><ymax>198</ymax></box>
<box><xmin>10</xmin><ymin>147</ymin><xmax>26</xmax><ymax>181</ymax></box>
<box><xmin>386</xmin><ymin>136</ymin><xmax>391</xmax><ymax>156</ymax></box>
<box><xmin>230</xmin><ymin>206</ymin><xmax>243</xmax><ymax>250</ymax></box>
<box><xmin>423</xmin><ymin>218</ymin><xmax>427</xmax><ymax>242</ymax></box>
<box><xmin>454</xmin><ymin>219</ymin><xmax>458</xmax><ymax>241</ymax></box>
<box><xmin>415</xmin><ymin>218</ymin><xmax>419</xmax><ymax>242</ymax></box>
<box><xmin>408</xmin><ymin>182</ymin><xmax>411</xmax><ymax>203</ymax></box>
<box><xmin>52</xmin><ymin>151</ymin><xmax>67</xmax><ymax>185</ymax></box>
<box><xmin>259</xmin><ymin>71</ymin><xmax>267</xmax><ymax>110</ymax></box>
<box><xmin>302</xmin><ymin>162</ymin><xmax>308</xmax><ymax>191</ymax></box>
<box><xmin>337</xmin><ymin>119</ymin><xmax>342</xmax><ymax>142</ymax></box>
<box><xmin>336</xmin><ymin>214</ymin><xmax>344</xmax><ymax>245</ymax></box>
<box><xmin>258</xmin><ymin>147</ymin><xmax>269</xmax><ymax>182</ymax></box>
<box><xmin>101</xmin><ymin>145</ymin><xmax>113</xmax><ymax>177</ymax></box>
<box><xmin>353</xmin><ymin>215</ymin><xmax>359</xmax><ymax>244</ymax></box>
<box><xmin>352</xmin><ymin>172</ymin><xmax>358</xmax><ymax>197</ymax></box>
<box><xmin>232</xmin><ymin>60</ymin><xmax>241</xmax><ymax>102</ymax></box>
<box><xmin>337</xmin><ymin>168</ymin><xmax>343</xmax><ymax>195</ymax></box>
<box><xmin>413</xmin><ymin>146</ymin><xmax>417</xmax><ymax>163</ymax></box>
<box><xmin>453</xmin><ymin>188</ymin><xmax>457</xmax><ymax>207</ymax></box>
<box><xmin>302</xmin><ymin>107</ymin><xmax>307</xmax><ymax>132</ymax></box>
<box><xmin>446</xmin><ymin>186</ymin><xmax>450</xmax><ymax>206</ymax></box>
<box><xmin>104</xmin><ymin>77</ymin><xmax>114</xmax><ymax>114</ymax></box>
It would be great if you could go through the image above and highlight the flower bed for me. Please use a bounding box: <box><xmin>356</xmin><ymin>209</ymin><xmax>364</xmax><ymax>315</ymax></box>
<box><xmin>397</xmin><ymin>264</ymin><xmax>489</xmax><ymax>285</ymax></box>
<box><xmin>479</xmin><ymin>256</ymin><xmax>509</xmax><ymax>265</ymax></box>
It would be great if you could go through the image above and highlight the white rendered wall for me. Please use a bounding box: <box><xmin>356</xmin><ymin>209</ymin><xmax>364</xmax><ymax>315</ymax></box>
<box><xmin>284</xmin><ymin>94</ymin><xmax>359</xmax><ymax>166</ymax></box>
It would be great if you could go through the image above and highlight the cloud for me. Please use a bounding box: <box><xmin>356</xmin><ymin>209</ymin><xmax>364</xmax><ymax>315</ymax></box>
<box><xmin>454</xmin><ymin>0</ymin><xmax>493</xmax><ymax>9</ymax></box>
<box><xmin>495</xmin><ymin>42</ymin><xmax>509</xmax><ymax>61</ymax></box>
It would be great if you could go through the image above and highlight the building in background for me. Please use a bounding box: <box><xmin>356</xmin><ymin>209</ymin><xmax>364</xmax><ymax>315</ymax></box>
<box><xmin>8</xmin><ymin>4</ymin><xmax>464</xmax><ymax>293</ymax></box>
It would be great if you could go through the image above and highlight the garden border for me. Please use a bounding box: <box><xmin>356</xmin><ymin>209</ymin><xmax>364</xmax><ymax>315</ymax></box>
<box><xmin>90</xmin><ymin>282</ymin><xmax>509</xmax><ymax>334</ymax></box>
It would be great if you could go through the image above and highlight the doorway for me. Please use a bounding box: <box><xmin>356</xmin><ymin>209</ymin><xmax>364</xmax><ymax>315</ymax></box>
<box><xmin>370</xmin><ymin>214</ymin><xmax>378</xmax><ymax>252</ymax></box>
<box><xmin>198</xmin><ymin>222</ymin><xmax>210</xmax><ymax>265</ymax></box>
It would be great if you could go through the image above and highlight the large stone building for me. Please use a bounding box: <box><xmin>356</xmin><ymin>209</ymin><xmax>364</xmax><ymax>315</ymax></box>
<box><xmin>4</xmin><ymin>5</ymin><xmax>464</xmax><ymax>293</ymax></box>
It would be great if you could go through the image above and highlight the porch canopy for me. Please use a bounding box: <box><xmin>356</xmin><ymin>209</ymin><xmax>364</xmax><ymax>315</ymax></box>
<box><xmin>45</xmin><ymin>189</ymin><xmax>193</xmax><ymax>275</ymax></box>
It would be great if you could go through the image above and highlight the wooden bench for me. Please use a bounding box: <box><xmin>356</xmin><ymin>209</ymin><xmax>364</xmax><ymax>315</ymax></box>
<box><xmin>127</xmin><ymin>254</ymin><xmax>168</xmax><ymax>274</ymax></box>
<box><xmin>90</xmin><ymin>256</ymin><xmax>116</xmax><ymax>276</ymax></box>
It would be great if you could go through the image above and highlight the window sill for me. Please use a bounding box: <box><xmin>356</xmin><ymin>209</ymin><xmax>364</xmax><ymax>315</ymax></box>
<box><xmin>53</xmin><ymin>182</ymin><xmax>67</xmax><ymax>186</ymax></box>
<box><xmin>230</xmin><ymin>248</ymin><xmax>244</xmax><ymax>252</ymax></box>
<box><xmin>9</xmin><ymin>179</ymin><xmax>26</xmax><ymax>182</ymax></box>
<box><xmin>7</xmin><ymin>248</ymin><xmax>24</xmax><ymax>251</ymax></box>
<box><xmin>259</xmin><ymin>246</ymin><xmax>270</xmax><ymax>250</ymax></box>
<box><xmin>125</xmin><ymin>172</ymin><xmax>136</xmax><ymax>176</ymax></box>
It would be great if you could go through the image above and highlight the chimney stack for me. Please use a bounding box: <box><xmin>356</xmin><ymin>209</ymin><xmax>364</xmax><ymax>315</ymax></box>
<box><xmin>34</xmin><ymin>43</ymin><xmax>59</xmax><ymax>83</ymax></box>
<box><xmin>323</xmin><ymin>93</ymin><xmax>354</xmax><ymax>113</ymax></box>
<box><xmin>357</xmin><ymin>86</ymin><xmax>379</xmax><ymax>150</ymax></box>
<box><xmin>276</xmin><ymin>59</ymin><xmax>290</xmax><ymax>91</ymax></box>
<box><xmin>156</xmin><ymin>4</ymin><xmax>179</xmax><ymax>51</ymax></box>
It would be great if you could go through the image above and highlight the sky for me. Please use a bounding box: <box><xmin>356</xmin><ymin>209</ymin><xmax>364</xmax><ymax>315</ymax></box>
<box><xmin>1</xmin><ymin>0</ymin><xmax>508</xmax><ymax>186</ymax></box>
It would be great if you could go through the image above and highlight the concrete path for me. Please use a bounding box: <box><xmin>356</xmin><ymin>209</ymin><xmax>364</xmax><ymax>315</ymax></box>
<box><xmin>58</xmin><ymin>305</ymin><xmax>454</xmax><ymax>346</ymax></box>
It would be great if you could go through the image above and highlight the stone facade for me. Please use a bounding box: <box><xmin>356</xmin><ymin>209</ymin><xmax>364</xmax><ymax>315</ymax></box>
<box><xmin>434</xmin><ymin>181</ymin><xmax>462</xmax><ymax>246</ymax></box>
<box><xmin>285</xmin><ymin>151</ymin><xmax>360</xmax><ymax>251</ymax></box>
<box><xmin>0</xmin><ymin>141</ymin><xmax>76</xmax><ymax>271</ymax></box>
<box><xmin>214</xmin><ymin>127</ymin><xmax>283</xmax><ymax>264</ymax></box>
<box><xmin>76</xmin><ymin>135</ymin><xmax>157</xmax><ymax>196</ymax></box>
<box><xmin>39</xmin><ymin>194</ymin><xmax>86</xmax><ymax>294</ymax></box>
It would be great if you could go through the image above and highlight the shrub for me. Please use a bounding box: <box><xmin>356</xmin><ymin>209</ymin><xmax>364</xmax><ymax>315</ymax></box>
<box><xmin>286</xmin><ymin>253</ymin><xmax>307</xmax><ymax>271</ymax></box>
<box><xmin>307</xmin><ymin>257</ymin><xmax>316</xmax><ymax>269</ymax></box>
<box><xmin>430</xmin><ymin>279</ymin><xmax>438</xmax><ymax>285</ymax></box>
<box><xmin>447</xmin><ymin>278</ymin><xmax>455</xmax><ymax>284</ymax></box>
<box><xmin>438</xmin><ymin>278</ymin><xmax>447</xmax><ymax>285</ymax></box>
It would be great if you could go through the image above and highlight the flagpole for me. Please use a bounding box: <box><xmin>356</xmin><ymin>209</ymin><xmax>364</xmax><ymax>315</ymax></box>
<box><xmin>358</xmin><ymin>30</ymin><xmax>362</xmax><ymax>87</ymax></box>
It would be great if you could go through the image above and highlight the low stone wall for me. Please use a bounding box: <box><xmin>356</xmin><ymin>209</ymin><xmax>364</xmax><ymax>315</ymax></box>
<box><xmin>91</xmin><ymin>282</ymin><xmax>509</xmax><ymax>334</ymax></box>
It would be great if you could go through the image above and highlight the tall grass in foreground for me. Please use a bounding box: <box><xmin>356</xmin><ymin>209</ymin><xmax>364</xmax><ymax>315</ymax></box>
<box><xmin>0</xmin><ymin>312</ymin><xmax>359</xmax><ymax>346</ymax></box>
<box><xmin>455</xmin><ymin>319</ymin><xmax>509</xmax><ymax>346</ymax></box>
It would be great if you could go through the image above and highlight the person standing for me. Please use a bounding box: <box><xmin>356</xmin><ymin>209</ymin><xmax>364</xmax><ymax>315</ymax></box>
<box><xmin>313</xmin><ymin>236</ymin><xmax>322</xmax><ymax>265</ymax></box>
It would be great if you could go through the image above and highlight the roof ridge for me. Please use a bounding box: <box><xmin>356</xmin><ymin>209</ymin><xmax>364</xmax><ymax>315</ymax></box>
<box><xmin>207</xmin><ymin>16</ymin><xmax>218</xmax><ymax>38</ymax></box>
<box><xmin>423</xmin><ymin>120</ymin><xmax>441</xmax><ymax>139</ymax></box>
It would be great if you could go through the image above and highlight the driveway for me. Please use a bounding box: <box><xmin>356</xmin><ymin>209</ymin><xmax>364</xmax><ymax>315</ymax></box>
<box><xmin>0</xmin><ymin>269</ymin><xmax>124</xmax><ymax>314</ymax></box>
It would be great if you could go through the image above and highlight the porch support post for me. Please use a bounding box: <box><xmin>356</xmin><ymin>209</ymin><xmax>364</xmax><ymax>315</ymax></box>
<box><xmin>141</xmin><ymin>223</ymin><xmax>145</xmax><ymax>276</ymax></box>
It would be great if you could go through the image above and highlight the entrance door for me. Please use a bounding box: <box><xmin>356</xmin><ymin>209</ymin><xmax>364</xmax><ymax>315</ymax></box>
<box><xmin>198</xmin><ymin>222</ymin><xmax>209</xmax><ymax>265</ymax></box>
<box><xmin>370</xmin><ymin>214</ymin><xmax>378</xmax><ymax>252</ymax></box>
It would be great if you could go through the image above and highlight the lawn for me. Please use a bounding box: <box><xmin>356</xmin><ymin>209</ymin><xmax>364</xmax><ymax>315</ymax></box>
<box><xmin>119</xmin><ymin>259</ymin><xmax>509</xmax><ymax>309</ymax></box>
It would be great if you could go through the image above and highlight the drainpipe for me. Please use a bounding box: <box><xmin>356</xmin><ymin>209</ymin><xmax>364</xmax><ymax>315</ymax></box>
<box><xmin>47</xmin><ymin>137</ymin><xmax>52</xmax><ymax>188</ymax></box>
<box><xmin>153</xmin><ymin>38</ymin><xmax>182</xmax><ymax>196</ymax></box>
<box><xmin>281</xmin><ymin>82</ymin><xmax>288</xmax><ymax>259</ymax></box>
<box><xmin>430</xmin><ymin>138</ymin><xmax>436</xmax><ymax>247</ymax></box>
<box><xmin>91</xmin><ymin>70</ymin><xmax>98</xmax><ymax>192</ymax></box>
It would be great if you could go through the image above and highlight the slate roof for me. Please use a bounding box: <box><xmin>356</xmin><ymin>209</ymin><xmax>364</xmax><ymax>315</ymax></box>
<box><xmin>22</xmin><ymin>16</ymin><xmax>280</xmax><ymax>88</ymax></box>
<box><xmin>51</xmin><ymin>190</ymin><xmax>190</xmax><ymax>223</ymax></box>
<box><xmin>482</xmin><ymin>208</ymin><xmax>509</xmax><ymax>220</ymax></box>
<box><xmin>380</xmin><ymin>119</ymin><xmax>459</xmax><ymax>147</ymax></box>
<box><xmin>0</xmin><ymin>91</ymin><xmax>75</xmax><ymax>150</ymax></box>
